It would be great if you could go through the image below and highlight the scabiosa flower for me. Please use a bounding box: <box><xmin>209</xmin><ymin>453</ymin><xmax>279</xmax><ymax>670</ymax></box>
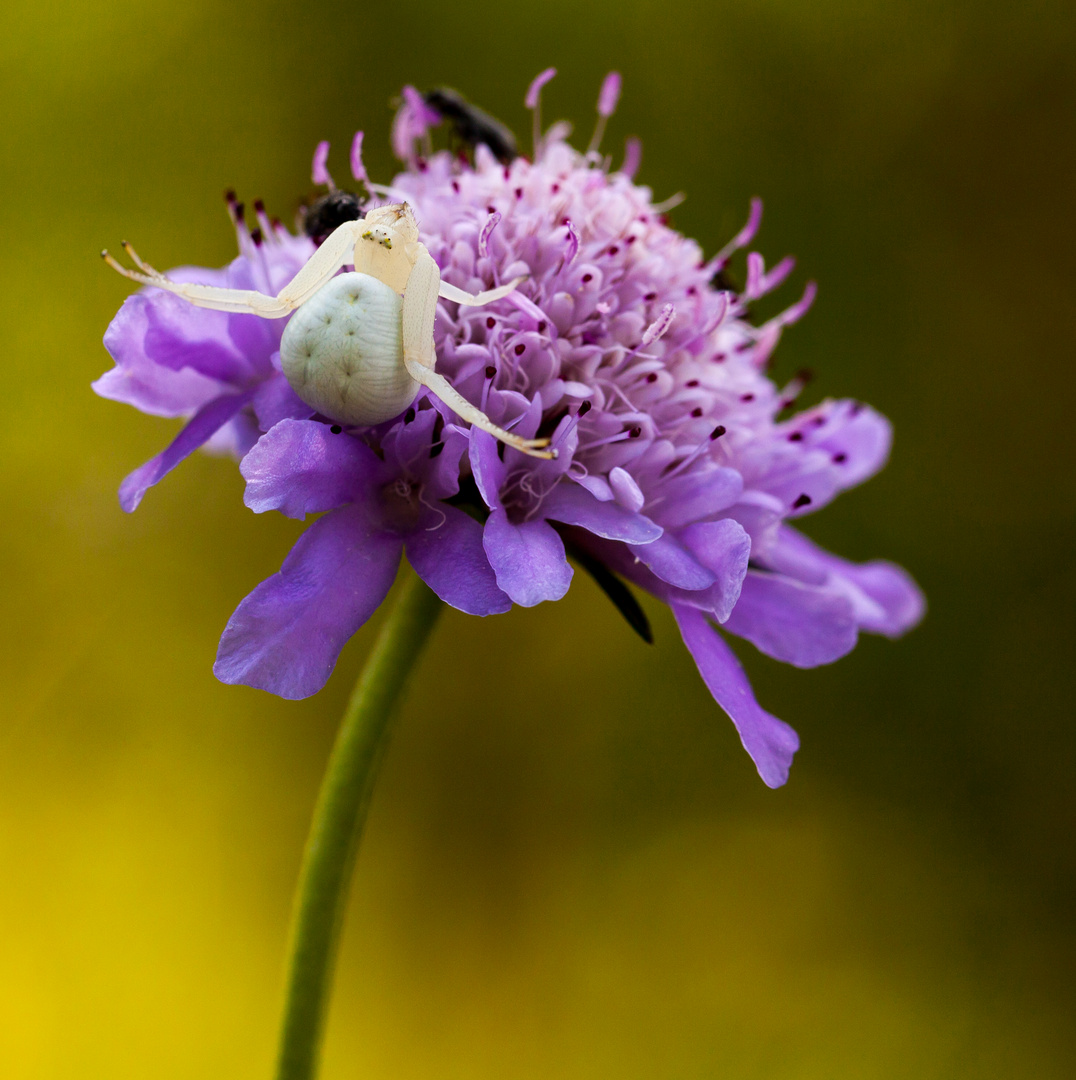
<box><xmin>99</xmin><ymin>71</ymin><xmax>923</xmax><ymax>787</ymax></box>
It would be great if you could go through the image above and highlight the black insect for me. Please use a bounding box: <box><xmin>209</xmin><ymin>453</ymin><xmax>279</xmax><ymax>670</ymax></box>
<box><xmin>423</xmin><ymin>87</ymin><xmax>518</xmax><ymax>165</ymax></box>
<box><xmin>303</xmin><ymin>189</ymin><xmax>365</xmax><ymax>245</ymax></box>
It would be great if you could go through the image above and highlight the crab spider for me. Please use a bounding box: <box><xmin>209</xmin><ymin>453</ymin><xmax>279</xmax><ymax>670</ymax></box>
<box><xmin>103</xmin><ymin>203</ymin><xmax>555</xmax><ymax>458</ymax></box>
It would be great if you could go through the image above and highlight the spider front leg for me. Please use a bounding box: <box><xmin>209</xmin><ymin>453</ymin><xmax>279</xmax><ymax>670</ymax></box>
<box><xmin>437</xmin><ymin>277</ymin><xmax>526</xmax><ymax>307</ymax></box>
<box><xmin>401</xmin><ymin>253</ymin><xmax>555</xmax><ymax>460</ymax></box>
<box><xmin>102</xmin><ymin>219</ymin><xmax>364</xmax><ymax>318</ymax></box>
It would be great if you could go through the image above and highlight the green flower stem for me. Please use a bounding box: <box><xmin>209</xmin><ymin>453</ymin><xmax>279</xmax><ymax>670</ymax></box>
<box><xmin>274</xmin><ymin>570</ymin><xmax>443</xmax><ymax>1080</ymax></box>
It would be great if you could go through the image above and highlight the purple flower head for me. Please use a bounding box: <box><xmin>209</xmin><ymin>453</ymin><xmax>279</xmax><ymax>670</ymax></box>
<box><xmin>99</xmin><ymin>74</ymin><xmax>923</xmax><ymax>787</ymax></box>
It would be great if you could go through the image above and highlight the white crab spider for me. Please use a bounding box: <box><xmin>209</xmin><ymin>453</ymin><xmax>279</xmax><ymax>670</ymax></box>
<box><xmin>103</xmin><ymin>203</ymin><xmax>555</xmax><ymax>458</ymax></box>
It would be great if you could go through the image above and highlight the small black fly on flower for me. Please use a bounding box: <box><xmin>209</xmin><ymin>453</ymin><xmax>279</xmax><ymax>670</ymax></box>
<box><xmin>423</xmin><ymin>87</ymin><xmax>519</xmax><ymax>165</ymax></box>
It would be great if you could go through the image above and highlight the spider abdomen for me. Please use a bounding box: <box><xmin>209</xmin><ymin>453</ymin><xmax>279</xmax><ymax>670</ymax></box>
<box><xmin>280</xmin><ymin>272</ymin><xmax>419</xmax><ymax>426</ymax></box>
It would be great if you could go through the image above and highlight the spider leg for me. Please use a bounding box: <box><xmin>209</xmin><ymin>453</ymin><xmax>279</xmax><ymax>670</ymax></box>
<box><xmin>102</xmin><ymin>219</ymin><xmax>363</xmax><ymax>318</ymax></box>
<box><xmin>102</xmin><ymin>250</ymin><xmax>280</xmax><ymax>314</ymax></box>
<box><xmin>437</xmin><ymin>276</ymin><xmax>526</xmax><ymax>307</ymax></box>
<box><xmin>121</xmin><ymin>241</ymin><xmax>166</xmax><ymax>278</ymax></box>
<box><xmin>402</xmin><ymin>254</ymin><xmax>554</xmax><ymax>459</ymax></box>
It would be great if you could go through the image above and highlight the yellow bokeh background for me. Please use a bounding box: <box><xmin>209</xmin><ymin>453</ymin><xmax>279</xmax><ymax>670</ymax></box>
<box><xmin>1</xmin><ymin>0</ymin><xmax>1073</xmax><ymax>1076</ymax></box>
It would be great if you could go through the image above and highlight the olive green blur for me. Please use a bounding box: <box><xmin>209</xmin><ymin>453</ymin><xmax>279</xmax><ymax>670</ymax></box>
<box><xmin>1</xmin><ymin>0</ymin><xmax>1073</xmax><ymax>1076</ymax></box>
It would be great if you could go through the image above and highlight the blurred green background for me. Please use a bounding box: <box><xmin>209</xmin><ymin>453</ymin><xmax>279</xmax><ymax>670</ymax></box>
<box><xmin>1</xmin><ymin>0</ymin><xmax>1073</xmax><ymax>1076</ymax></box>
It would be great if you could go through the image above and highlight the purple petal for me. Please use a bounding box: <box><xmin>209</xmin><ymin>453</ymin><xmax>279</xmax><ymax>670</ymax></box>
<box><xmin>427</xmin><ymin>427</ymin><xmax>470</xmax><ymax>501</ymax></box>
<box><xmin>627</xmin><ymin>533</ymin><xmax>714</xmax><ymax>590</ymax></box>
<box><xmin>762</xmin><ymin>403</ymin><xmax>893</xmax><ymax>514</ymax></box>
<box><xmin>204</xmin><ymin>410</ymin><xmax>261</xmax><ymax>459</ymax></box>
<box><xmin>469</xmin><ymin>429</ymin><xmax>508</xmax><ymax>509</ymax></box>
<box><xmin>389</xmin><ymin>407</ymin><xmax>442</xmax><ymax>471</ymax></box>
<box><xmin>573</xmin><ymin>473</ymin><xmax>615</xmax><ymax>502</ymax></box>
<box><xmin>673</xmin><ymin>605</ymin><xmax>799</xmax><ymax>788</ymax></box>
<box><xmin>542</xmin><ymin>483</ymin><xmax>662</xmax><ymax>544</ymax></box>
<box><xmin>241</xmin><ymin>419</ymin><xmax>380</xmax><ymax>519</ymax></box>
<box><xmin>724</xmin><ymin>571</ymin><xmax>858</xmax><ymax>668</ymax></box>
<box><xmin>816</xmin><ymin>403</ymin><xmax>893</xmax><ymax>490</ymax></box>
<box><xmin>609</xmin><ymin>466</ymin><xmax>645</xmax><ymax>511</ymax></box>
<box><xmin>376</xmin><ymin>408</ymin><xmax>467</xmax><ymax>502</ymax></box>
<box><xmin>214</xmin><ymin>504</ymin><xmax>403</xmax><ymax>699</ymax></box>
<box><xmin>767</xmin><ymin>527</ymin><xmax>925</xmax><ymax>637</ymax></box>
<box><xmin>483</xmin><ymin>509</ymin><xmax>572</xmax><ymax>606</ymax></box>
<box><xmin>96</xmin><ymin>295</ymin><xmax>223</xmax><ymax>417</ymax></box>
<box><xmin>748</xmin><ymin>448</ymin><xmax>839</xmax><ymax>519</ymax></box>
<box><xmin>93</xmin><ymin>357</ymin><xmax>220</xmax><ymax>419</ymax></box>
<box><xmin>649</xmin><ymin>467</ymin><xmax>743</xmax><ymax>530</ymax></box>
<box><xmin>405</xmin><ymin>506</ymin><xmax>511</xmax><ymax>616</ymax></box>
<box><xmin>588</xmin><ymin>526</ymin><xmax>744</xmax><ymax>623</ymax></box>
<box><xmin>224</xmin><ymin>258</ymin><xmax>281</xmax><ymax>362</ymax></box>
<box><xmin>142</xmin><ymin>290</ymin><xmax>254</xmax><ymax>385</ymax></box>
<box><xmin>118</xmin><ymin>389</ymin><xmax>254</xmax><ymax>512</ymax></box>
<box><xmin>727</xmin><ymin>490</ymin><xmax>786</xmax><ymax>561</ymax></box>
<box><xmin>839</xmin><ymin>560</ymin><xmax>925</xmax><ymax>635</ymax></box>
<box><xmin>678</xmin><ymin>519</ymin><xmax>752</xmax><ymax>622</ymax></box>
<box><xmin>252</xmin><ymin>371</ymin><xmax>315</xmax><ymax>430</ymax></box>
